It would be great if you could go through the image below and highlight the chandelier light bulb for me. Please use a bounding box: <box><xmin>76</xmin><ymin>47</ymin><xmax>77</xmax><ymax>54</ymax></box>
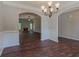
<box><xmin>41</xmin><ymin>6</ymin><xmax>45</xmax><ymax>10</ymax></box>
<box><xmin>48</xmin><ymin>1</ymin><xmax>52</xmax><ymax>6</ymax></box>
<box><xmin>50</xmin><ymin>8</ymin><xmax>53</xmax><ymax>12</ymax></box>
<box><xmin>41</xmin><ymin>1</ymin><xmax>60</xmax><ymax>18</ymax></box>
<box><xmin>44</xmin><ymin>8</ymin><xmax>47</xmax><ymax>12</ymax></box>
<box><xmin>55</xmin><ymin>3</ymin><xmax>60</xmax><ymax>8</ymax></box>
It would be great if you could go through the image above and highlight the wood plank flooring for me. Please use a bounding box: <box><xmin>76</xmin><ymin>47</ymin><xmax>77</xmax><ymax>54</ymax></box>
<box><xmin>1</xmin><ymin>32</ymin><xmax>79</xmax><ymax>57</ymax></box>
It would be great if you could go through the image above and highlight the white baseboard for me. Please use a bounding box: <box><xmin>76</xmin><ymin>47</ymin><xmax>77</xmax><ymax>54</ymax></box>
<box><xmin>0</xmin><ymin>32</ymin><xmax>4</xmax><ymax>56</ymax></box>
<box><xmin>41</xmin><ymin>39</ymin><xmax>49</xmax><ymax>41</ymax></box>
<box><xmin>0</xmin><ymin>48</ymin><xmax>4</xmax><ymax>56</ymax></box>
<box><xmin>50</xmin><ymin>38</ymin><xmax>58</xmax><ymax>43</ymax></box>
<box><xmin>59</xmin><ymin>34</ymin><xmax>79</xmax><ymax>41</ymax></box>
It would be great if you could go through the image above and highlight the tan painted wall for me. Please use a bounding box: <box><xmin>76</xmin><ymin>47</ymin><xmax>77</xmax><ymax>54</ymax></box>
<box><xmin>59</xmin><ymin>9</ymin><xmax>79</xmax><ymax>41</ymax></box>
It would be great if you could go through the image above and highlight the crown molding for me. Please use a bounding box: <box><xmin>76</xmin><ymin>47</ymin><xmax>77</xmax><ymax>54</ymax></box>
<box><xmin>59</xmin><ymin>2</ymin><xmax>79</xmax><ymax>15</ymax></box>
<box><xmin>2</xmin><ymin>2</ymin><xmax>79</xmax><ymax>16</ymax></box>
<box><xmin>2</xmin><ymin>2</ymin><xmax>41</xmax><ymax>14</ymax></box>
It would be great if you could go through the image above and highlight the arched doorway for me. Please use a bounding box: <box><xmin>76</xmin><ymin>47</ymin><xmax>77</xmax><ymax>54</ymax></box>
<box><xmin>19</xmin><ymin>12</ymin><xmax>41</xmax><ymax>46</ymax></box>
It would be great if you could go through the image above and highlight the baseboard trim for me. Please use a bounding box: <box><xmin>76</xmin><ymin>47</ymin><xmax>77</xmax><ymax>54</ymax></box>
<box><xmin>49</xmin><ymin>39</ymin><xmax>58</xmax><ymax>43</ymax></box>
<box><xmin>0</xmin><ymin>48</ymin><xmax>4</xmax><ymax>56</ymax></box>
<box><xmin>58</xmin><ymin>34</ymin><xmax>79</xmax><ymax>41</ymax></box>
<box><xmin>0</xmin><ymin>32</ymin><xmax>4</xmax><ymax>56</ymax></box>
<box><xmin>58</xmin><ymin>36</ymin><xmax>79</xmax><ymax>42</ymax></box>
<box><xmin>41</xmin><ymin>39</ymin><xmax>57</xmax><ymax>43</ymax></box>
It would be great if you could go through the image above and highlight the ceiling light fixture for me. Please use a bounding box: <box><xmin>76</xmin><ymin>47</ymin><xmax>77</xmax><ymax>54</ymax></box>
<box><xmin>41</xmin><ymin>1</ymin><xmax>60</xmax><ymax>18</ymax></box>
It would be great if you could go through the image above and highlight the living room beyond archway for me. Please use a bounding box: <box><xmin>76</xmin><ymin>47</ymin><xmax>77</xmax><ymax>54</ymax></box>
<box><xmin>19</xmin><ymin>12</ymin><xmax>41</xmax><ymax>46</ymax></box>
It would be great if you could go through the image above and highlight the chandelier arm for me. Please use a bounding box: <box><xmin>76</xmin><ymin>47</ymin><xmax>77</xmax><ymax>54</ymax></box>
<box><xmin>41</xmin><ymin>1</ymin><xmax>60</xmax><ymax>18</ymax></box>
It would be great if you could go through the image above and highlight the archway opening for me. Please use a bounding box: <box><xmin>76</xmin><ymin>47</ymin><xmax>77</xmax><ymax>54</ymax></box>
<box><xmin>19</xmin><ymin>12</ymin><xmax>41</xmax><ymax>46</ymax></box>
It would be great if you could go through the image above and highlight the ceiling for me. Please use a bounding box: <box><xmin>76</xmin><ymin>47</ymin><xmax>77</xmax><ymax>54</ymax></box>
<box><xmin>3</xmin><ymin>1</ymin><xmax>79</xmax><ymax>14</ymax></box>
<box><xmin>5</xmin><ymin>1</ymin><xmax>78</xmax><ymax>9</ymax></box>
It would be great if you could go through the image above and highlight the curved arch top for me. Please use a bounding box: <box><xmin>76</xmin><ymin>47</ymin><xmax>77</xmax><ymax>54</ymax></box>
<box><xmin>19</xmin><ymin>12</ymin><xmax>41</xmax><ymax>17</ymax></box>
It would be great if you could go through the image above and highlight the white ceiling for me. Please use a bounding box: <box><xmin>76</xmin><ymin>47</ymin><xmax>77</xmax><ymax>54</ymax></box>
<box><xmin>5</xmin><ymin>1</ymin><xmax>78</xmax><ymax>9</ymax></box>
<box><xmin>3</xmin><ymin>1</ymin><xmax>79</xmax><ymax>14</ymax></box>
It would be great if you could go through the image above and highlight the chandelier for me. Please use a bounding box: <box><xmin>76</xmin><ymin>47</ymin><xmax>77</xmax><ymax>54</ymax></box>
<box><xmin>41</xmin><ymin>1</ymin><xmax>60</xmax><ymax>18</ymax></box>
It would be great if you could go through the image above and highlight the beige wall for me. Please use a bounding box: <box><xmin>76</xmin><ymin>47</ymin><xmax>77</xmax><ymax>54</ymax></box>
<box><xmin>0</xmin><ymin>2</ymin><xmax>4</xmax><ymax>55</ymax></box>
<box><xmin>59</xmin><ymin>9</ymin><xmax>79</xmax><ymax>41</ymax></box>
<box><xmin>2</xmin><ymin>5</ymin><xmax>27</xmax><ymax>31</ymax></box>
<box><xmin>0</xmin><ymin>2</ymin><xmax>3</xmax><ymax>32</ymax></box>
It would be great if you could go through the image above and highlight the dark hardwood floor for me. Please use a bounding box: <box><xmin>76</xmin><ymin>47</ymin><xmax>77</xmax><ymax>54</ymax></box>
<box><xmin>1</xmin><ymin>32</ymin><xmax>79</xmax><ymax>57</ymax></box>
<box><xmin>19</xmin><ymin>31</ymin><xmax>41</xmax><ymax>48</ymax></box>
